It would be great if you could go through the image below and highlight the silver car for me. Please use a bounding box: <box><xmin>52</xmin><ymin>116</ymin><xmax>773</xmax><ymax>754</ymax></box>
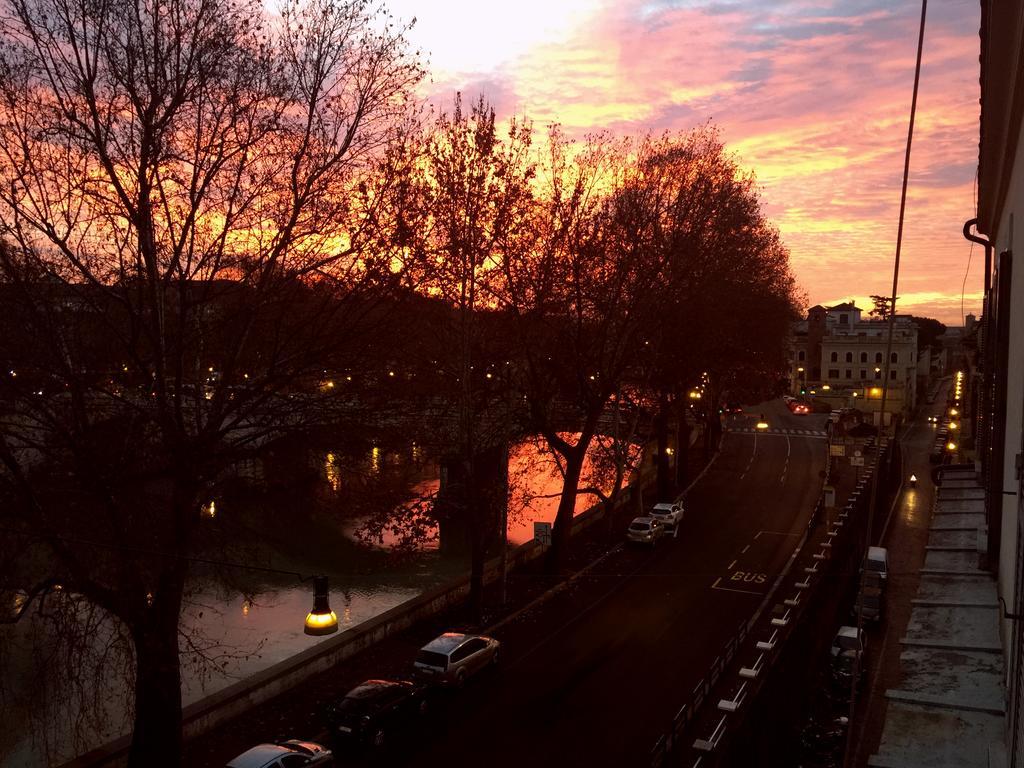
<box><xmin>626</xmin><ymin>516</ymin><xmax>665</xmax><ymax>545</ymax></box>
<box><xmin>649</xmin><ymin>502</ymin><xmax>684</xmax><ymax>533</ymax></box>
<box><xmin>226</xmin><ymin>740</ymin><xmax>332</xmax><ymax>768</ymax></box>
<box><xmin>412</xmin><ymin>632</ymin><xmax>500</xmax><ymax>686</ymax></box>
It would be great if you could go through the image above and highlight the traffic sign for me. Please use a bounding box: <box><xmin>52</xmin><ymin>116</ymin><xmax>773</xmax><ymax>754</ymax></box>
<box><xmin>534</xmin><ymin>521</ymin><xmax>552</xmax><ymax>546</ymax></box>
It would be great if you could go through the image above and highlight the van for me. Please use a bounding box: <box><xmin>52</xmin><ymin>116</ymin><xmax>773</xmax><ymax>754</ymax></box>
<box><xmin>865</xmin><ymin>546</ymin><xmax>888</xmax><ymax>585</ymax></box>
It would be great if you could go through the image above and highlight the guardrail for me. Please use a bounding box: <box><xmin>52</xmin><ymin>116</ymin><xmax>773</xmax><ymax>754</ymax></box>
<box><xmin>648</xmin><ymin>431</ymin><xmax>895</xmax><ymax>766</ymax></box>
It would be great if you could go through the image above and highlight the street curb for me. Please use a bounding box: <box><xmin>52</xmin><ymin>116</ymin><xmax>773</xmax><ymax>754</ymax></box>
<box><xmin>899</xmin><ymin>637</ymin><xmax>1002</xmax><ymax>653</ymax></box>
<box><xmin>884</xmin><ymin>689</ymin><xmax>1005</xmax><ymax>715</ymax></box>
<box><xmin>884</xmin><ymin>688</ymin><xmax>1003</xmax><ymax>720</ymax></box>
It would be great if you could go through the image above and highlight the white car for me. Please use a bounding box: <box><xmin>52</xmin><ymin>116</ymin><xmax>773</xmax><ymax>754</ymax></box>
<box><xmin>412</xmin><ymin>632</ymin><xmax>500</xmax><ymax>687</ymax></box>
<box><xmin>830</xmin><ymin>625</ymin><xmax>866</xmax><ymax>658</ymax></box>
<box><xmin>626</xmin><ymin>516</ymin><xmax>665</xmax><ymax>545</ymax></box>
<box><xmin>648</xmin><ymin>502</ymin><xmax>684</xmax><ymax>533</ymax></box>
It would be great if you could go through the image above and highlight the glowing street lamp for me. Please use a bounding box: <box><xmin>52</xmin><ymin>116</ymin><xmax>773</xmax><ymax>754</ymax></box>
<box><xmin>946</xmin><ymin>441</ymin><xmax>958</xmax><ymax>452</ymax></box>
<box><xmin>304</xmin><ymin>575</ymin><xmax>338</xmax><ymax>636</ymax></box>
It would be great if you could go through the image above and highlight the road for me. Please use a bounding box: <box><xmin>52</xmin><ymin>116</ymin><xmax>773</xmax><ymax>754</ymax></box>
<box><xmin>352</xmin><ymin>400</ymin><xmax>829</xmax><ymax>768</ymax></box>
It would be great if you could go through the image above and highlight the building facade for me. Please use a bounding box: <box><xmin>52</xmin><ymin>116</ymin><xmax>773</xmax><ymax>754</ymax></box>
<box><xmin>788</xmin><ymin>302</ymin><xmax>919</xmax><ymax>422</ymax></box>
<box><xmin>977</xmin><ymin>1</ymin><xmax>1024</xmax><ymax>760</ymax></box>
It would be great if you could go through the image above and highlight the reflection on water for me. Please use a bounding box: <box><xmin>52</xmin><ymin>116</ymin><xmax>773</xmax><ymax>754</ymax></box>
<box><xmin>3</xmin><ymin>432</ymin><xmax>644</xmax><ymax>767</ymax></box>
<box><xmin>178</xmin><ymin>579</ymin><xmax>432</xmax><ymax>705</ymax></box>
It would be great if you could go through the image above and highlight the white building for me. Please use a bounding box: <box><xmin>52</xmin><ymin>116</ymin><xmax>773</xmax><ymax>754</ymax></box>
<box><xmin>788</xmin><ymin>302</ymin><xmax>919</xmax><ymax>422</ymax></box>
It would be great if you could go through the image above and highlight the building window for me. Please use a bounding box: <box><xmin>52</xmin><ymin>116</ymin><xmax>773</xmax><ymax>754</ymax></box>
<box><xmin>798</xmin><ymin>350</ymin><xmax>805</xmax><ymax>361</ymax></box>
<box><xmin>845</xmin><ymin>352</ymin><xmax>853</xmax><ymax>363</ymax></box>
<box><xmin>890</xmin><ymin>352</ymin><xmax>898</xmax><ymax>364</ymax></box>
<box><xmin>890</xmin><ymin>369</ymin><xmax>897</xmax><ymax>380</ymax></box>
<box><xmin>860</xmin><ymin>369</ymin><xmax>867</xmax><ymax>379</ymax></box>
<box><xmin>860</xmin><ymin>352</ymin><xmax>868</xmax><ymax>363</ymax></box>
<box><xmin>874</xmin><ymin>369</ymin><xmax>882</xmax><ymax>380</ymax></box>
<box><xmin>845</xmin><ymin>369</ymin><xmax>852</xmax><ymax>379</ymax></box>
<box><xmin>830</xmin><ymin>352</ymin><xmax>838</xmax><ymax>363</ymax></box>
<box><xmin>828</xmin><ymin>369</ymin><xmax>839</xmax><ymax>379</ymax></box>
<box><xmin>875</xmin><ymin>352</ymin><xmax>883</xmax><ymax>363</ymax></box>
<box><xmin>840</xmin><ymin>314</ymin><xmax>848</xmax><ymax>324</ymax></box>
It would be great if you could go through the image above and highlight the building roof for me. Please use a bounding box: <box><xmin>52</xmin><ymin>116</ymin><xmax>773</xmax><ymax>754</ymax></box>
<box><xmin>828</xmin><ymin>302</ymin><xmax>859</xmax><ymax>311</ymax></box>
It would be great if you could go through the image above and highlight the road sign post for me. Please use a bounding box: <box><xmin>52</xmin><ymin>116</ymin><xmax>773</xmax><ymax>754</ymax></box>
<box><xmin>533</xmin><ymin>521</ymin><xmax>552</xmax><ymax>547</ymax></box>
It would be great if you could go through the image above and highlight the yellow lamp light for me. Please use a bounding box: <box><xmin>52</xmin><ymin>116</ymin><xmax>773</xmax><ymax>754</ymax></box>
<box><xmin>949</xmin><ymin>421</ymin><xmax>959</xmax><ymax>430</ymax></box>
<box><xmin>822</xmin><ymin>384</ymin><xmax>831</xmax><ymax>391</ymax></box>
<box><xmin>946</xmin><ymin>441</ymin><xmax>957</xmax><ymax>452</ymax></box>
<box><xmin>949</xmin><ymin>407</ymin><xmax>959</xmax><ymax>416</ymax></box>
<box><xmin>756</xmin><ymin>420</ymin><xmax>769</xmax><ymax>430</ymax></box>
<box><xmin>304</xmin><ymin>576</ymin><xmax>338</xmax><ymax>636</ymax></box>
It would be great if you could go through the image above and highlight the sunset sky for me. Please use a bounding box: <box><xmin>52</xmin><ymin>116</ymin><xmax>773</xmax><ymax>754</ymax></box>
<box><xmin>388</xmin><ymin>0</ymin><xmax>981</xmax><ymax>326</ymax></box>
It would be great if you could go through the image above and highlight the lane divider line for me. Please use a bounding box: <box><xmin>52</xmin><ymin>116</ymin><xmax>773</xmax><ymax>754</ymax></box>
<box><xmin>711</xmin><ymin>582</ymin><xmax>764</xmax><ymax>597</ymax></box>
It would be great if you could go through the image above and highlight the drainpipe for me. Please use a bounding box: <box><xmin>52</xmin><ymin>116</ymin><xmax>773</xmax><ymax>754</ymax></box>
<box><xmin>963</xmin><ymin>218</ymin><xmax>997</xmax><ymax>569</ymax></box>
<box><xmin>963</xmin><ymin>218</ymin><xmax>992</xmax><ymax>293</ymax></box>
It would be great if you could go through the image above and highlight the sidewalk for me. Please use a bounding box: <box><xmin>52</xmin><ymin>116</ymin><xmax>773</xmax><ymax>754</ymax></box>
<box><xmin>850</xmin><ymin>415</ymin><xmax>1004</xmax><ymax>767</ymax></box>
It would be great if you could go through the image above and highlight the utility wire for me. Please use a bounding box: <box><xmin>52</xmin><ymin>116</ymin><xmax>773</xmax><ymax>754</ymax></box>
<box><xmin>842</xmin><ymin>2</ymin><xmax>927</xmax><ymax>766</ymax></box>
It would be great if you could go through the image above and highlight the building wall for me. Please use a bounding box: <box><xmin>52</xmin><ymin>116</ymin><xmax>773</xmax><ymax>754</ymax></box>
<box><xmin>980</xmin><ymin>41</ymin><xmax>1024</xmax><ymax>761</ymax></box>
<box><xmin>988</xmin><ymin>110</ymin><xmax>1024</xmax><ymax>676</ymax></box>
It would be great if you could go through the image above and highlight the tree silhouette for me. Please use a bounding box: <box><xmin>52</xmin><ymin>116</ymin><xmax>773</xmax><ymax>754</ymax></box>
<box><xmin>0</xmin><ymin>0</ymin><xmax>421</xmax><ymax>761</ymax></box>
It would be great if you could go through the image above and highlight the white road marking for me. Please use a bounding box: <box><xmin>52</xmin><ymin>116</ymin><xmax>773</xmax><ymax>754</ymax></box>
<box><xmin>760</xmin><ymin>530</ymin><xmax>800</xmax><ymax>537</ymax></box>
<box><xmin>712</xmin><ymin>576</ymin><xmax>722</xmax><ymax>589</ymax></box>
<box><xmin>741</xmin><ymin>544</ymin><xmax>750</xmax><ymax>553</ymax></box>
<box><xmin>711</xmin><ymin>582</ymin><xmax>764</xmax><ymax>596</ymax></box>
<box><xmin>728</xmin><ymin>559</ymin><xmax>737</xmax><ymax>569</ymax></box>
<box><xmin>754</xmin><ymin>531</ymin><xmax>762</xmax><ymax>540</ymax></box>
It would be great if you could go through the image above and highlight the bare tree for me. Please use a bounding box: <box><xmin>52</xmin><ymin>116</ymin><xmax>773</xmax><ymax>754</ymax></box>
<box><xmin>496</xmin><ymin>130</ymin><xmax>672</xmax><ymax>570</ymax></box>
<box><xmin>639</xmin><ymin>128</ymin><xmax>801</xmax><ymax>490</ymax></box>
<box><xmin>378</xmin><ymin>94</ymin><xmax>534</xmax><ymax>619</ymax></box>
<box><xmin>0</xmin><ymin>0</ymin><xmax>421</xmax><ymax>761</ymax></box>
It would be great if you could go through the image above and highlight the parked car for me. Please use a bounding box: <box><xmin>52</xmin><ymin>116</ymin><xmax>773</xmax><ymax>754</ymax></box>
<box><xmin>830</xmin><ymin>625</ymin><xmax>866</xmax><ymax>659</ymax></box>
<box><xmin>626</xmin><ymin>516</ymin><xmax>665</xmax><ymax>546</ymax></box>
<box><xmin>648</xmin><ymin>501</ymin><xmax>684</xmax><ymax>533</ymax></box>
<box><xmin>853</xmin><ymin>584</ymin><xmax>883</xmax><ymax>623</ymax></box>
<box><xmin>831</xmin><ymin>648</ymin><xmax>867</xmax><ymax>694</ymax></box>
<box><xmin>412</xmin><ymin>632</ymin><xmax>499</xmax><ymax>687</ymax></box>
<box><xmin>326</xmin><ymin>679</ymin><xmax>429</xmax><ymax>748</ymax></box>
<box><xmin>864</xmin><ymin>546</ymin><xmax>889</xmax><ymax>586</ymax></box>
<box><xmin>226</xmin><ymin>740</ymin><xmax>332</xmax><ymax>768</ymax></box>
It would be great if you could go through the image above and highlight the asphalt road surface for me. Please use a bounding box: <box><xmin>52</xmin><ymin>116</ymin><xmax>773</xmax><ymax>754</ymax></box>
<box><xmin>343</xmin><ymin>400</ymin><xmax>829</xmax><ymax>768</ymax></box>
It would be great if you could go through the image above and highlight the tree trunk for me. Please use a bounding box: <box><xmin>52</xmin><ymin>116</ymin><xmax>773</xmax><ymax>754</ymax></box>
<box><xmin>548</xmin><ymin>447</ymin><xmax>586</xmax><ymax>573</ymax></box>
<box><xmin>654</xmin><ymin>390</ymin><xmax>672</xmax><ymax>501</ymax></box>
<box><xmin>127</xmin><ymin>595</ymin><xmax>183</xmax><ymax>768</ymax></box>
<box><xmin>675</xmin><ymin>401</ymin><xmax>691</xmax><ymax>491</ymax></box>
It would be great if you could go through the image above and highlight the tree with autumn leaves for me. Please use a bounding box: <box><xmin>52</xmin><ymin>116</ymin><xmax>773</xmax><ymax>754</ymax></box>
<box><xmin>0</xmin><ymin>0</ymin><xmax>798</xmax><ymax>756</ymax></box>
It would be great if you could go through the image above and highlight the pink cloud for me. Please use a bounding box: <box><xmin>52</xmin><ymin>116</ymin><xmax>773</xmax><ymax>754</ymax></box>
<box><xmin>409</xmin><ymin>0</ymin><xmax>981</xmax><ymax>325</ymax></box>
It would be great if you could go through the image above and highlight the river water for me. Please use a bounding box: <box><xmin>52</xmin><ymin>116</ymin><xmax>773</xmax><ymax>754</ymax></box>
<box><xmin>2</xmin><ymin>434</ymin><xmax>642</xmax><ymax>766</ymax></box>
